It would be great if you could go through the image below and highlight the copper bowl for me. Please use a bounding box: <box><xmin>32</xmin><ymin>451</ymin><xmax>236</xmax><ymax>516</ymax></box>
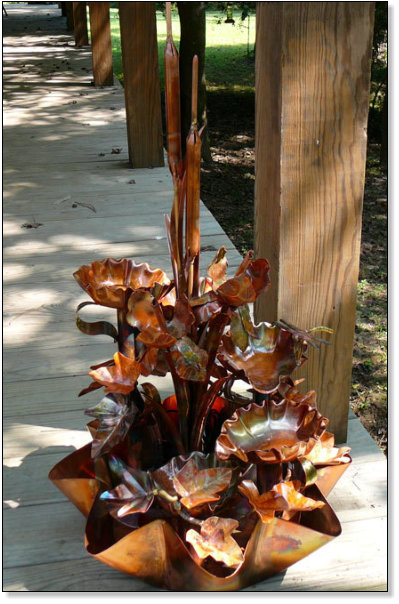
<box><xmin>49</xmin><ymin>440</ymin><xmax>349</xmax><ymax>591</ymax></box>
<box><xmin>215</xmin><ymin>400</ymin><xmax>328</xmax><ymax>464</ymax></box>
<box><xmin>73</xmin><ymin>259</ymin><xmax>170</xmax><ymax>309</ymax></box>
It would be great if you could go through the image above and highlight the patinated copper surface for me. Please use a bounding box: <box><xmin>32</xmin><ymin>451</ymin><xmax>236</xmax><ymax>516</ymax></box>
<box><xmin>73</xmin><ymin>259</ymin><xmax>170</xmax><ymax>308</ymax></box>
<box><xmin>215</xmin><ymin>400</ymin><xmax>328</xmax><ymax>464</ymax></box>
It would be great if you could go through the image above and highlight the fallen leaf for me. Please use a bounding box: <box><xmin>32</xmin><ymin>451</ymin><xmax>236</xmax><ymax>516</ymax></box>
<box><xmin>21</xmin><ymin>222</ymin><xmax>42</xmax><ymax>229</ymax></box>
<box><xmin>72</xmin><ymin>201</ymin><xmax>96</xmax><ymax>213</ymax></box>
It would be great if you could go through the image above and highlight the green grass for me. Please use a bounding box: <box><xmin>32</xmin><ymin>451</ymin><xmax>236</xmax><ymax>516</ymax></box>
<box><xmin>107</xmin><ymin>8</ymin><xmax>256</xmax><ymax>91</ymax></box>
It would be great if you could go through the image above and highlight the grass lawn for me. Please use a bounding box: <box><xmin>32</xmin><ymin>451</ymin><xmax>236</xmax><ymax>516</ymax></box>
<box><xmin>106</xmin><ymin>7</ymin><xmax>256</xmax><ymax>91</ymax></box>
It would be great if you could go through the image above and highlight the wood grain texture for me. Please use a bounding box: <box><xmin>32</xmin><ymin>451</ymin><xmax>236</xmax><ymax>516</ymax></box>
<box><xmin>119</xmin><ymin>2</ymin><xmax>164</xmax><ymax>168</ymax></box>
<box><xmin>88</xmin><ymin>2</ymin><xmax>113</xmax><ymax>86</ymax></box>
<box><xmin>72</xmin><ymin>2</ymin><xmax>88</xmax><ymax>47</ymax></box>
<box><xmin>2</xmin><ymin>514</ymin><xmax>386</xmax><ymax>591</ymax></box>
<box><xmin>254</xmin><ymin>2</ymin><xmax>375</xmax><ymax>442</ymax></box>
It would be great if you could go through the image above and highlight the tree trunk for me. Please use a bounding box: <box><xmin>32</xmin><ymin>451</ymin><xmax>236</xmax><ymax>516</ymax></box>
<box><xmin>380</xmin><ymin>89</ymin><xmax>388</xmax><ymax>170</ymax></box>
<box><xmin>177</xmin><ymin>2</ymin><xmax>211</xmax><ymax>162</ymax></box>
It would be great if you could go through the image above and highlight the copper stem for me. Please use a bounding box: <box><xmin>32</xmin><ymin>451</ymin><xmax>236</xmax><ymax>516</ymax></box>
<box><xmin>257</xmin><ymin>463</ymin><xmax>283</xmax><ymax>494</ymax></box>
<box><xmin>185</xmin><ymin>55</ymin><xmax>201</xmax><ymax>298</ymax></box>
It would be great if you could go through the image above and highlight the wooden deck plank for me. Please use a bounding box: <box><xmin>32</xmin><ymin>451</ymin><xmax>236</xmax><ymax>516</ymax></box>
<box><xmin>4</xmin><ymin>214</ymin><xmax>231</xmax><ymax>253</ymax></box>
<box><xmin>3</xmin><ymin>341</ymin><xmax>116</xmax><ymax>383</ymax></box>
<box><xmin>2</xmin><ymin>510</ymin><xmax>386</xmax><ymax>591</ymax></box>
<box><xmin>3</xmin><ymin>374</ymin><xmax>175</xmax><ymax>420</ymax></box>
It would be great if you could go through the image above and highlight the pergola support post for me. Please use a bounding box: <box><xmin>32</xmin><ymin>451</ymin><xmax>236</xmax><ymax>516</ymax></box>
<box><xmin>65</xmin><ymin>2</ymin><xmax>74</xmax><ymax>30</ymax></box>
<box><xmin>119</xmin><ymin>2</ymin><xmax>164</xmax><ymax>168</ymax></box>
<box><xmin>88</xmin><ymin>2</ymin><xmax>114</xmax><ymax>87</ymax></box>
<box><xmin>254</xmin><ymin>2</ymin><xmax>375</xmax><ymax>442</ymax></box>
<box><xmin>73</xmin><ymin>2</ymin><xmax>88</xmax><ymax>47</ymax></box>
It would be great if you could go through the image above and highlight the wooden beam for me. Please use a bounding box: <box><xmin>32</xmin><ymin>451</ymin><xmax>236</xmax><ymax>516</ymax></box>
<box><xmin>65</xmin><ymin>2</ymin><xmax>74</xmax><ymax>30</ymax></box>
<box><xmin>88</xmin><ymin>2</ymin><xmax>113</xmax><ymax>87</ymax></box>
<box><xmin>118</xmin><ymin>2</ymin><xmax>164</xmax><ymax>168</ymax></box>
<box><xmin>72</xmin><ymin>2</ymin><xmax>88</xmax><ymax>47</ymax></box>
<box><xmin>254</xmin><ymin>2</ymin><xmax>375</xmax><ymax>443</ymax></box>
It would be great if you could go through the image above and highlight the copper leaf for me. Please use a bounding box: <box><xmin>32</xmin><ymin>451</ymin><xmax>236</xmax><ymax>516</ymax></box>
<box><xmin>100</xmin><ymin>467</ymin><xmax>155</xmax><ymax>517</ymax></box>
<box><xmin>186</xmin><ymin>516</ymin><xmax>244</xmax><ymax>568</ymax></box>
<box><xmin>207</xmin><ymin>246</ymin><xmax>228</xmax><ymax>289</ymax></box>
<box><xmin>238</xmin><ymin>479</ymin><xmax>325</xmax><ymax>523</ymax></box>
<box><xmin>89</xmin><ymin>352</ymin><xmax>141</xmax><ymax>395</ymax></box>
<box><xmin>126</xmin><ymin>290</ymin><xmax>158</xmax><ymax>331</ymax></box>
<box><xmin>171</xmin><ymin>336</ymin><xmax>208</xmax><ymax>381</ymax></box>
<box><xmin>136</xmin><ymin>326</ymin><xmax>177</xmax><ymax>349</ymax></box>
<box><xmin>173</xmin><ymin>458</ymin><xmax>232</xmax><ymax>510</ymax></box>
<box><xmin>85</xmin><ymin>394</ymin><xmax>138</xmax><ymax>458</ymax></box>
<box><xmin>166</xmin><ymin>295</ymin><xmax>195</xmax><ymax>338</ymax></box>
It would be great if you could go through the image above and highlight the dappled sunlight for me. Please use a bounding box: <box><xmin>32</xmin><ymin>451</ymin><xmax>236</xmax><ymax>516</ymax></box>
<box><xmin>3</xmin><ymin>423</ymin><xmax>90</xmax><ymax>468</ymax></box>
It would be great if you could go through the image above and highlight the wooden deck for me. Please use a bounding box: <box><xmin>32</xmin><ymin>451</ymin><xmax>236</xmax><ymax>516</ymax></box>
<box><xmin>3</xmin><ymin>4</ymin><xmax>387</xmax><ymax>592</ymax></box>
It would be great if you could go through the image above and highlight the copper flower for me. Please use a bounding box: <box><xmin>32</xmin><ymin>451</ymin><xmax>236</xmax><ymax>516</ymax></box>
<box><xmin>218</xmin><ymin>308</ymin><xmax>308</xmax><ymax>394</ymax></box>
<box><xmin>215</xmin><ymin>400</ymin><xmax>328</xmax><ymax>464</ymax></box>
<box><xmin>74</xmin><ymin>258</ymin><xmax>170</xmax><ymax>308</ymax></box>
<box><xmin>304</xmin><ymin>431</ymin><xmax>351</xmax><ymax>466</ymax></box>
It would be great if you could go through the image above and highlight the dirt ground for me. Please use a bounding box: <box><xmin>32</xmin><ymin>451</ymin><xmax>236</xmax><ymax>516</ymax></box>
<box><xmin>201</xmin><ymin>90</ymin><xmax>387</xmax><ymax>455</ymax></box>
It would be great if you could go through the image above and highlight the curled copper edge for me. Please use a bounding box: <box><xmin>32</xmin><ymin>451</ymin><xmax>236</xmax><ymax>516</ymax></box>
<box><xmin>49</xmin><ymin>444</ymin><xmax>350</xmax><ymax>591</ymax></box>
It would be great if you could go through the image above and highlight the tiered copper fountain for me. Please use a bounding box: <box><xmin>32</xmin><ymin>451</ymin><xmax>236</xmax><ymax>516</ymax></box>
<box><xmin>49</xmin><ymin>3</ymin><xmax>351</xmax><ymax>591</ymax></box>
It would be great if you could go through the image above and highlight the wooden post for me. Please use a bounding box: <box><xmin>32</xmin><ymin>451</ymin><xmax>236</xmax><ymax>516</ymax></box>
<box><xmin>59</xmin><ymin>2</ymin><xmax>67</xmax><ymax>17</ymax></box>
<box><xmin>119</xmin><ymin>2</ymin><xmax>164</xmax><ymax>168</ymax></box>
<box><xmin>88</xmin><ymin>2</ymin><xmax>114</xmax><ymax>87</ymax></box>
<box><xmin>65</xmin><ymin>2</ymin><xmax>74</xmax><ymax>30</ymax></box>
<box><xmin>254</xmin><ymin>2</ymin><xmax>375</xmax><ymax>442</ymax></box>
<box><xmin>73</xmin><ymin>2</ymin><xmax>88</xmax><ymax>47</ymax></box>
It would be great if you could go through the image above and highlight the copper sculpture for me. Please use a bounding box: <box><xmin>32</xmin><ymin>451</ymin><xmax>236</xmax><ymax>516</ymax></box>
<box><xmin>49</xmin><ymin>2</ymin><xmax>351</xmax><ymax>591</ymax></box>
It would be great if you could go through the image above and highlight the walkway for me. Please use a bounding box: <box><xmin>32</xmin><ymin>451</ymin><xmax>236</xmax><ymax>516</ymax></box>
<box><xmin>3</xmin><ymin>4</ymin><xmax>387</xmax><ymax>592</ymax></box>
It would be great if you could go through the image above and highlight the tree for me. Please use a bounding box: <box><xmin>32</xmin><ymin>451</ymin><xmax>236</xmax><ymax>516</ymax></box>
<box><xmin>177</xmin><ymin>2</ymin><xmax>211</xmax><ymax>161</ymax></box>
